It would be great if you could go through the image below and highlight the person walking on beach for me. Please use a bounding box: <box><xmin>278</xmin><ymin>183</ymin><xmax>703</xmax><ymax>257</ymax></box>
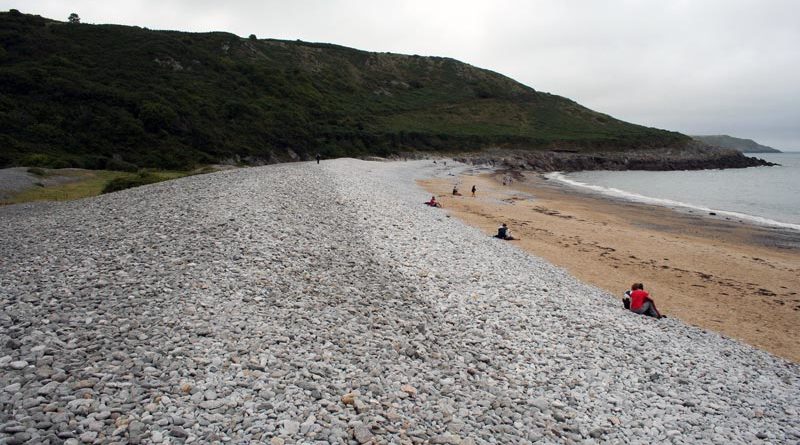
<box><xmin>316</xmin><ymin>153</ymin><xmax>321</xmax><ymax>164</ymax></box>
<box><xmin>494</xmin><ymin>223</ymin><xmax>517</xmax><ymax>240</ymax></box>
<box><xmin>629</xmin><ymin>283</ymin><xmax>664</xmax><ymax>318</ymax></box>
<box><xmin>471</xmin><ymin>185</ymin><xmax>476</xmax><ymax>197</ymax></box>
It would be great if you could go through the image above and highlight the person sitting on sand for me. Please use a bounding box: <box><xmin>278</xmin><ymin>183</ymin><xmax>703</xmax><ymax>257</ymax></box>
<box><xmin>629</xmin><ymin>283</ymin><xmax>664</xmax><ymax>318</ymax></box>
<box><xmin>494</xmin><ymin>223</ymin><xmax>517</xmax><ymax>240</ymax></box>
<box><xmin>425</xmin><ymin>196</ymin><xmax>441</xmax><ymax>207</ymax></box>
<box><xmin>452</xmin><ymin>186</ymin><xmax>462</xmax><ymax>196</ymax></box>
<box><xmin>622</xmin><ymin>283</ymin><xmax>636</xmax><ymax>310</ymax></box>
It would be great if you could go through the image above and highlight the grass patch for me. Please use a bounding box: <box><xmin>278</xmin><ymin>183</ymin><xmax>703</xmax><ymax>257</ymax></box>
<box><xmin>1</xmin><ymin>169</ymin><xmax>192</xmax><ymax>205</ymax></box>
<box><xmin>2</xmin><ymin>170</ymin><xmax>128</xmax><ymax>204</ymax></box>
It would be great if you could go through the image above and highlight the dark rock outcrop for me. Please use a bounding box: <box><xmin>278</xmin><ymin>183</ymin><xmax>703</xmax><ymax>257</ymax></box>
<box><xmin>453</xmin><ymin>143</ymin><xmax>776</xmax><ymax>172</ymax></box>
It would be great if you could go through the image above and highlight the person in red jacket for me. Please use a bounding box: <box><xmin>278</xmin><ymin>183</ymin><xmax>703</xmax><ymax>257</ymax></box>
<box><xmin>425</xmin><ymin>196</ymin><xmax>441</xmax><ymax>208</ymax></box>
<box><xmin>629</xmin><ymin>283</ymin><xmax>664</xmax><ymax>318</ymax></box>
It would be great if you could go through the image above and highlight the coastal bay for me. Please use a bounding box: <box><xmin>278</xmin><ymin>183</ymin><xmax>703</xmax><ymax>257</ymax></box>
<box><xmin>421</xmin><ymin>166</ymin><xmax>800</xmax><ymax>363</ymax></box>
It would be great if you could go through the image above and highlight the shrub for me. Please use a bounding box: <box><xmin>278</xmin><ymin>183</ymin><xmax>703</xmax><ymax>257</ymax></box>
<box><xmin>21</xmin><ymin>153</ymin><xmax>70</xmax><ymax>168</ymax></box>
<box><xmin>101</xmin><ymin>172</ymin><xmax>161</xmax><ymax>194</ymax></box>
<box><xmin>138</xmin><ymin>102</ymin><xmax>178</xmax><ymax>133</ymax></box>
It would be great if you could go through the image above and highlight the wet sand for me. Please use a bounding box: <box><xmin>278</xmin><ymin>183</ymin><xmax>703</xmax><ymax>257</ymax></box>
<box><xmin>420</xmin><ymin>168</ymin><xmax>800</xmax><ymax>363</ymax></box>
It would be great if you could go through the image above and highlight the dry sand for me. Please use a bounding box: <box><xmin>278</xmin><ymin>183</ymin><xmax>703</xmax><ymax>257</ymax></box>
<box><xmin>420</xmin><ymin>168</ymin><xmax>800</xmax><ymax>363</ymax></box>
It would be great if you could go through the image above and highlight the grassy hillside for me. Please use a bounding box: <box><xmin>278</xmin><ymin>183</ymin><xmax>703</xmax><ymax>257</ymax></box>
<box><xmin>0</xmin><ymin>10</ymin><xmax>689</xmax><ymax>170</ymax></box>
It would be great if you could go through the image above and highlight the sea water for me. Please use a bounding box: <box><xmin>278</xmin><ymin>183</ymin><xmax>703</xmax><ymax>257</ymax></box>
<box><xmin>547</xmin><ymin>152</ymin><xmax>800</xmax><ymax>230</ymax></box>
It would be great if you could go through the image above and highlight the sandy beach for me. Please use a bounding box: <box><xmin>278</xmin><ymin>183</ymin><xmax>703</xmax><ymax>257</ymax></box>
<box><xmin>420</xmin><ymin>166</ymin><xmax>800</xmax><ymax>363</ymax></box>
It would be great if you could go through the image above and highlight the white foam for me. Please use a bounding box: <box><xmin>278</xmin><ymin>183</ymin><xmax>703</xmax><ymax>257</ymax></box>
<box><xmin>545</xmin><ymin>172</ymin><xmax>800</xmax><ymax>232</ymax></box>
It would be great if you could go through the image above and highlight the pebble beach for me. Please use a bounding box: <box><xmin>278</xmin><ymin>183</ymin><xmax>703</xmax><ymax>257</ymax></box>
<box><xmin>1</xmin><ymin>159</ymin><xmax>799</xmax><ymax>444</ymax></box>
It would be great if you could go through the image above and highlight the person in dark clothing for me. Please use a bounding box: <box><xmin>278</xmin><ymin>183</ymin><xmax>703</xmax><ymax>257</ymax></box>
<box><xmin>316</xmin><ymin>153</ymin><xmax>321</xmax><ymax>164</ymax></box>
<box><xmin>494</xmin><ymin>223</ymin><xmax>516</xmax><ymax>240</ymax></box>
<box><xmin>471</xmin><ymin>185</ymin><xmax>476</xmax><ymax>197</ymax></box>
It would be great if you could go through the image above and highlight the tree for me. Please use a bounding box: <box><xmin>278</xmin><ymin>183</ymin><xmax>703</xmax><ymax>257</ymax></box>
<box><xmin>139</xmin><ymin>102</ymin><xmax>178</xmax><ymax>133</ymax></box>
<box><xmin>249</xmin><ymin>34</ymin><xmax>257</xmax><ymax>41</ymax></box>
<box><xmin>68</xmin><ymin>13</ymin><xmax>80</xmax><ymax>24</ymax></box>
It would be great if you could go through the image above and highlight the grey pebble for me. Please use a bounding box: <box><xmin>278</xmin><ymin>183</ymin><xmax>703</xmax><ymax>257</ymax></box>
<box><xmin>352</xmin><ymin>424</ymin><xmax>373</xmax><ymax>444</ymax></box>
<box><xmin>7</xmin><ymin>432</ymin><xmax>31</xmax><ymax>445</ymax></box>
<box><xmin>9</xmin><ymin>361</ymin><xmax>28</xmax><ymax>370</ymax></box>
<box><xmin>282</xmin><ymin>420</ymin><xmax>299</xmax><ymax>435</ymax></box>
<box><xmin>170</xmin><ymin>426</ymin><xmax>188</xmax><ymax>438</ymax></box>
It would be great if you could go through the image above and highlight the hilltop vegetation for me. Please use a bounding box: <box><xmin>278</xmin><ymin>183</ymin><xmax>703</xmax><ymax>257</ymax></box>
<box><xmin>0</xmin><ymin>10</ymin><xmax>688</xmax><ymax>170</ymax></box>
<box><xmin>692</xmin><ymin>135</ymin><xmax>781</xmax><ymax>153</ymax></box>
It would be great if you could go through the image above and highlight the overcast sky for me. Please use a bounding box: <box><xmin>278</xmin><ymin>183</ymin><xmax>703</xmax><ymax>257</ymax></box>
<box><xmin>6</xmin><ymin>0</ymin><xmax>799</xmax><ymax>150</ymax></box>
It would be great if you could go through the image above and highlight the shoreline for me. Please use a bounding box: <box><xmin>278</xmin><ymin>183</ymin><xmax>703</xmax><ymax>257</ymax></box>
<box><xmin>544</xmin><ymin>171</ymin><xmax>800</xmax><ymax>233</ymax></box>
<box><xmin>419</xmin><ymin>166</ymin><xmax>800</xmax><ymax>363</ymax></box>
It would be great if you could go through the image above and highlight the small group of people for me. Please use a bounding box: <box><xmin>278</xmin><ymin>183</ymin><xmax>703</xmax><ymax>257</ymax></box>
<box><xmin>425</xmin><ymin>184</ymin><xmax>477</xmax><ymax>208</ymax></box>
<box><xmin>623</xmin><ymin>283</ymin><xmax>665</xmax><ymax>319</ymax></box>
<box><xmin>452</xmin><ymin>184</ymin><xmax>477</xmax><ymax>197</ymax></box>
<box><xmin>427</xmin><ymin>185</ymin><xmax>665</xmax><ymax>321</ymax></box>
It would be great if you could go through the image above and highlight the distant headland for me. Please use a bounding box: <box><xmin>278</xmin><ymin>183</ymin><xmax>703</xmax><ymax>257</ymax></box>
<box><xmin>691</xmin><ymin>135</ymin><xmax>782</xmax><ymax>153</ymax></box>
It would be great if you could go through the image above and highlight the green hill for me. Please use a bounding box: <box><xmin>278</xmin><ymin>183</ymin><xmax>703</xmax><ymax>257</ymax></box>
<box><xmin>0</xmin><ymin>10</ymin><xmax>689</xmax><ymax>170</ymax></box>
<box><xmin>691</xmin><ymin>135</ymin><xmax>781</xmax><ymax>153</ymax></box>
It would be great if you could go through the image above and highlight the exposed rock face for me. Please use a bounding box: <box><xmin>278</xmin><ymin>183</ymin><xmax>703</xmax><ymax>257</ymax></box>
<box><xmin>454</xmin><ymin>143</ymin><xmax>776</xmax><ymax>172</ymax></box>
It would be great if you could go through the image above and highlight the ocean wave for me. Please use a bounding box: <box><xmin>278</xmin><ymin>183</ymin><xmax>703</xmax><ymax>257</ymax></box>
<box><xmin>545</xmin><ymin>172</ymin><xmax>800</xmax><ymax>232</ymax></box>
